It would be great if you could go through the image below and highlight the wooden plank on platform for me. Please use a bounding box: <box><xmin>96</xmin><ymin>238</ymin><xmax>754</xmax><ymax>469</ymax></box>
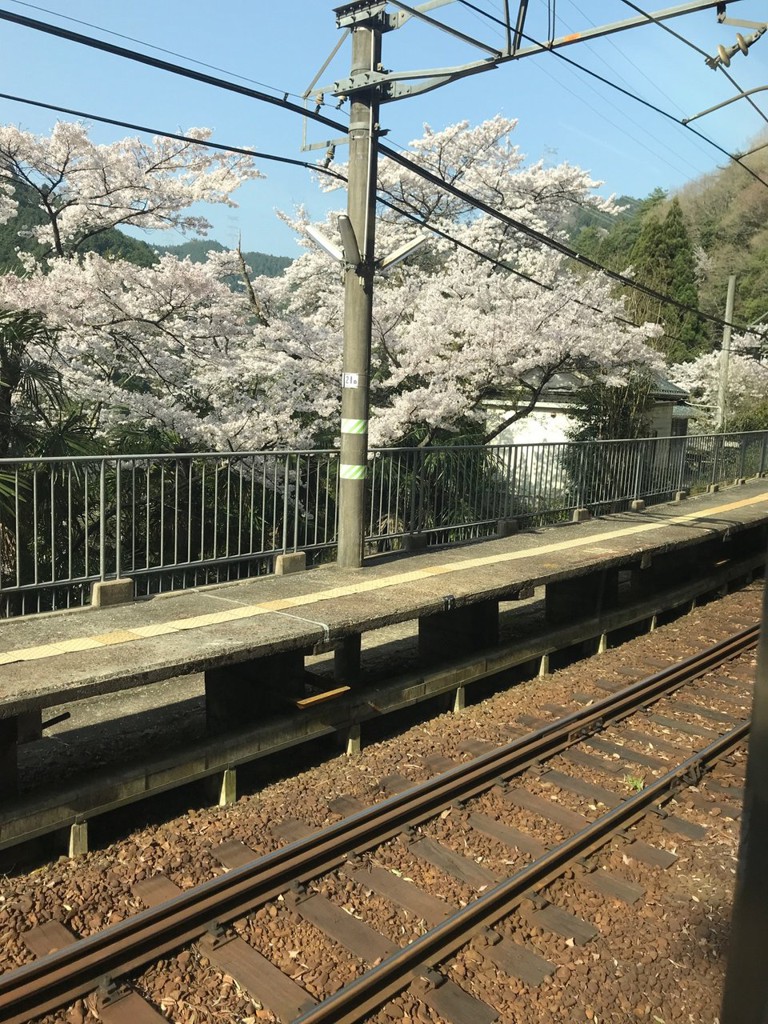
<box><xmin>293</xmin><ymin>685</ymin><xmax>350</xmax><ymax>709</ymax></box>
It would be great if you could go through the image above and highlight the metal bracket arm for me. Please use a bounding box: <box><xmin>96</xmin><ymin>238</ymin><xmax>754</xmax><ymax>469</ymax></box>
<box><xmin>331</xmin><ymin>57</ymin><xmax>498</xmax><ymax>100</ymax></box>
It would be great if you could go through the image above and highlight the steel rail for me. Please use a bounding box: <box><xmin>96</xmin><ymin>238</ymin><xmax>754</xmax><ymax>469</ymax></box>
<box><xmin>294</xmin><ymin>721</ymin><xmax>749</xmax><ymax>1024</ymax></box>
<box><xmin>0</xmin><ymin>625</ymin><xmax>756</xmax><ymax>1023</ymax></box>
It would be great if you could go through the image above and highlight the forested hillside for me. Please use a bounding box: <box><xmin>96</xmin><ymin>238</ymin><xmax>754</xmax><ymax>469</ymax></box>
<box><xmin>0</xmin><ymin>179</ymin><xmax>291</xmax><ymax>277</ymax></box>
<box><xmin>569</xmin><ymin>135</ymin><xmax>768</xmax><ymax>357</ymax></box>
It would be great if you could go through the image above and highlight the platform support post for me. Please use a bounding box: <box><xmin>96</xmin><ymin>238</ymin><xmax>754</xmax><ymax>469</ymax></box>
<box><xmin>419</xmin><ymin>600</ymin><xmax>498</xmax><ymax>664</ymax></box>
<box><xmin>219</xmin><ymin>768</ymin><xmax>237</xmax><ymax>806</ymax></box>
<box><xmin>539</xmin><ymin>653</ymin><xmax>550</xmax><ymax>677</ymax></box>
<box><xmin>335</xmin><ymin>634</ymin><xmax>362</xmax><ymax>684</ymax></box>
<box><xmin>650</xmin><ymin>614</ymin><xmax>658</xmax><ymax>632</ymax></box>
<box><xmin>69</xmin><ymin>821</ymin><xmax>88</xmax><ymax>858</ymax></box>
<box><xmin>545</xmin><ymin>568</ymin><xmax>618</xmax><ymax>625</ymax></box>
<box><xmin>598</xmin><ymin>632</ymin><xmax>608</xmax><ymax>654</ymax></box>
<box><xmin>345</xmin><ymin>722</ymin><xmax>361</xmax><ymax>757</ymax></box>
<box><xmin>453</xmin><ymin>685</ymin><xmax>466</xmax><ymax>713</ymax></box>
<box><xmin>0</xmin><ymin>717</ymin><xmax>18</xmax><ymax>799</ymax></box>
<box><xmin>205</xmin><ymin>650</ymin><xmax>307</xmax><ymax>732</ymax></box>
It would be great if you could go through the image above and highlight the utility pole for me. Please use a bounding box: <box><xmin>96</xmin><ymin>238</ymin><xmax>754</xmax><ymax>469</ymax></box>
<box><xmin>336</xmin><ymin>2</ymin><xmax>383</xmax><ymax>568</ymax></box>
<box><xmin>716</xmin><ymin>274</ymin><xmax>736</xmax><ymax>431</ymax></box>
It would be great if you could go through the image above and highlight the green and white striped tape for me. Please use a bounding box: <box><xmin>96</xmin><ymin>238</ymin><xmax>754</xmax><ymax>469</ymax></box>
<box><xmin>340</xmin><ymin>463</ymin><xmax>368</xmax><ymax>480</ymax></box>
<box><xmin>341</xmin><ymin>418</ymin><xmax>368</xmax><ymax>435</ymax></box>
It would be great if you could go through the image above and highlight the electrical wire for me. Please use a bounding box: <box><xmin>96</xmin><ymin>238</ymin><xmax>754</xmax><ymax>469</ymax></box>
<box><xmin>0</xmin><ymin>7</ymin><xmax>350</xmax><ymax>137</ymax></box>
<box><xmin>619</xmin><ymin>0</ymin><xmax>768</xmax><ymax>128</ymax></box>
<box><xmin>2</xmin><ymin>89</ymin><xmax>753</xmax><ymax>351</ymax></box>
<box><xmin>456</xmin><ymin>0</ymin><xmax>768</xmax><ymax>190</ymax></box>
<box><xmin>4</xmin><ymin>0</ymin><xmax>305</xmax><ymax>101</ymax></box>
<box><xmin>0</xmin><ymin>91</ymin><xmax>348</xmax><ymax>181</ymax></box>
<box><xmin>0</xmin><ymin>7</ymin><xmax>762</xmax><ymax>339</ymax></box>
<box><xmin>379</xmin><ymin>139</ymin><xmax>767</xmax><ymax>338</ymax></box>
<box><xmin>0</xmin><ymin>90</ymin><xmax>709</xmax><ymax>347</ymax></box>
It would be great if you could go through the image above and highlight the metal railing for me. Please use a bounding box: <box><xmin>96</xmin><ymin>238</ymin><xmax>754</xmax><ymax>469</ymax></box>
<box><xmin>0</xmin><ymin>430</ymin><xmax>766</xmax><ymax>617</ymax></box>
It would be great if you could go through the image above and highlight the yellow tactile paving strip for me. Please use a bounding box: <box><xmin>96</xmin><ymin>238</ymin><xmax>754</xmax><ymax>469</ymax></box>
<box><xmin>1</xmin><ymin>491</ymin><xmax>766</xmax><ymax>667</ymax></box>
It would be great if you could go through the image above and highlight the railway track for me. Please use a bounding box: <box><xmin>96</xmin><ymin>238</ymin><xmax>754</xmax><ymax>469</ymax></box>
<box><xmin>0</xmin><ymin>621</ymin><xmax>755</xmax><ymax>1024</ymax></box>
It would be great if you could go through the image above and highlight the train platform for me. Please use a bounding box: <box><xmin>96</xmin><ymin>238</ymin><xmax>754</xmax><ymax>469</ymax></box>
<box><xmin>1</xmin><ymin>480</ymin><xmax>767</xmax><ymax>822</ymax></box>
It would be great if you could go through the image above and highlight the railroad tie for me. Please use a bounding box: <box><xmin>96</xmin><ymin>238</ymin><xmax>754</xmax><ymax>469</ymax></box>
<box><xmin>133</xmin><ymin>873</ymin><xmax>316</xmax><ymax>1021</ymax></box>
<box><xmin>23</xmin><ymin>919</ymin><xmax>167</xmax><ymax>1024</ymax></box>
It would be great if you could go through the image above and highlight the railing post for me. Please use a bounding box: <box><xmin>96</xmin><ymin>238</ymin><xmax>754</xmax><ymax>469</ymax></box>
<box><xmin>632</xmin><ymin>439</ymin><xmax>642</xmax><ymax>501</ymax></box>
<box><xmin>282</xmin><ymin>455</ymin><xmax>290</xmax><ymax>554</ymax></box>
<box><xmin>711</xmin><ymin>434</ymin><xmax>721</xmax><ymax>488</ymax></box>
<box><xmin>115</xmin><ymin>459</ymin><xmax>122</xmax><ymax>579</ymax></box>
<box><xmin>761</xmin><ymin>434</ymin><xmax>768</xmax><ymax>477</ymax></box>
<box><xmin>99</xmin><ymin>459</ymin><xmax>106</xmax><ymax>581</ymax></box>
<box><xmin>677</xmin><ymin>435</ymin><xmax>688</xmax><ymax>493</ymax></box>
<box><xmin>738</xmin><ymin>434</ymin><xmax>747</xmax><ymax>480</ymax></box>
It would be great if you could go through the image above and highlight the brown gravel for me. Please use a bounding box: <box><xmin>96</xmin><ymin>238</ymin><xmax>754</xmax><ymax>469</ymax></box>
<box><xmin>0</xmin><ymin>581</ymin><xmax>761</xmax><ymax>1024</ymax></box>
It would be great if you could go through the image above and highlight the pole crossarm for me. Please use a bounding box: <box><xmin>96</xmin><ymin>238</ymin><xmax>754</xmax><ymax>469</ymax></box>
<box><xmin>317</xmin><ymin>0</ymin><xmax>744</xmax><ymax>104</ymax></box>
<box><xmin>331</xmin><ymin>57</ymin><xmax>498</xmax><ymax>101</ymax></box>
<box><xmin>683</xmin><ymin>84</ymin><xmax>768</xmax><ymax>123</ymax></box>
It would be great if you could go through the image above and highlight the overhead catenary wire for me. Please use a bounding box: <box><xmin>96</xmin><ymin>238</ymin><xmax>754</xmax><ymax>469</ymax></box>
<box><xmin>456</xmin><ymin>0</ymin><xmax>768</xmax><ymax>190</ymax></box>
<box><xmin>0</xmin><ymin>7</ymin><xmax>763</xmax><ymax>340</ymax></box>
<box><xmin>0</xmin><ymin>90</ymin><xmax>712</xmax><ymax>350</ymax></box>
<box><xmin>0</xmin><ymin>7</ymin><xmax>350</xmax><ymax>137</ymax></box>
<box><xmin>3</xmin><ymin>0</ymin><xmax>306</xmax><ymax>101</ymax></box>
<box><xmin>7</xmin><ymin>98</ymin><xmax>755</xmax><ymax>361</ymax></box>
<box><xmin>379</xmin><ymin>138</ymin><xmax>767</xmax><ymax>338</ymax></box>
<box><xmin>618</xmin><ymin>0</ymin><xmax>768</xmax><ymax>128</ymax></box>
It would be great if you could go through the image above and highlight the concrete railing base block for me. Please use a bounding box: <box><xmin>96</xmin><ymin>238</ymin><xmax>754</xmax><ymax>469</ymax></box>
<box><xmin>404</xmin><ymin>533</ymin><xmax>428</xmax><ymax>552</ymax></box>
<box><xmin>497</xmin><ymin>518</ymin><xmax>519</xmax><ymax>537</ymax></box>
<box><xmin>630</xmin><ymin>499</ymin><xmax>646</xmax><ymax>512</ymax></box>
<box><xmin>572</xmin><ymin>508</ymin><xmax>591</xmax><ymax>523</ymax></box>
<box><xmin>275</xmin><ymin>551</ymin><xmax>306</xmax><ymax>576</ymax></box>
<box><xmin>674</xmin><ymin>490</ymin><xmax>688</xmax><ymax>502</ymax></box>
<box><xmin>91</xmin><ymin>578</ymin><xmax>134</xmax><ymax>608</ymax></box>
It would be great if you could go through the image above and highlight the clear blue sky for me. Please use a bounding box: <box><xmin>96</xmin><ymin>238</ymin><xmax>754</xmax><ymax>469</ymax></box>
<box><xmin>1</xmin><ymin>0</ymin><xmax>766</xmax><ymax>255</ymax></box>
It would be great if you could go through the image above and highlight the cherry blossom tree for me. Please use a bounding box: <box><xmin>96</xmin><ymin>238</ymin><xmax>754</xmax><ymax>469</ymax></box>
<box><xmin>271</xmin><ymin>116</ymin><xmax>662</xmax><ymax>446</ymax></box>
<box><xmin>0</xmin><ymin>121</ymin><xmax>261</xmax><ymax>255</ymax></box>
<box><xmin>0</xmin><ymin>116</ymin><xmax>662</xmax><ymax>452</ymax></box>
<box><xmin>669</xmin><ymin>334</ymin><xmax>768</xmax><ymax>430</ymax></box>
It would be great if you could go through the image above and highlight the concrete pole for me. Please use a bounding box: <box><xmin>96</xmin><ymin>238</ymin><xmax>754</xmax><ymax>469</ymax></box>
<box><xmin>720</xmin><ymin>563</ymin><xmax>768</xmax><ymax>1024</ymax></box>
<box><xmin>715</xmin><ymin>274</ymin><xmax>736</xmax><ymax>431</ymax></box>
<box><xmin>337</xmin><ymin>15</ymin><xmax>381</xmax><ymax>569</ymax></box>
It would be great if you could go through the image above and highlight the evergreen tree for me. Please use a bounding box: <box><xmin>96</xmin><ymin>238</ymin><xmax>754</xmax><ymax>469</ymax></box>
<box><xmin>626</xmin><ymin>197</ymin><xmax>707</xmax><ymax>363</ymax></box>
<box><xmin>567</xmin><ymin>371</ymin><xmax>655</xmax><ymax>442</ymax></box>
